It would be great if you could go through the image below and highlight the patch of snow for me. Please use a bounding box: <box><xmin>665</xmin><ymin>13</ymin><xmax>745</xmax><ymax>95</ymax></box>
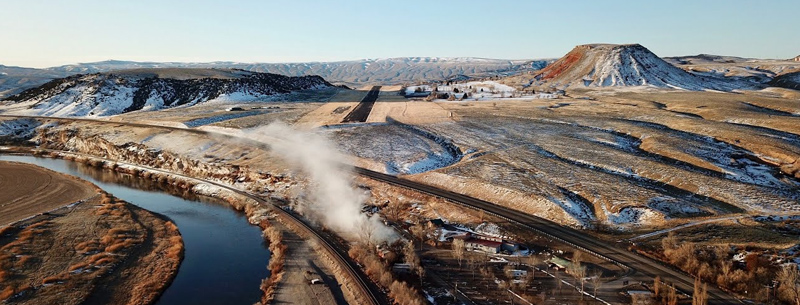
<box><xmin>0</xmin><ymin>118</ymin><xmax>40</xmax><ymax>139</ymax></box>
<box><xmin>607</xmin><ymin>206</ymin><xmax>664</xmax><ymax>226</ymax></box>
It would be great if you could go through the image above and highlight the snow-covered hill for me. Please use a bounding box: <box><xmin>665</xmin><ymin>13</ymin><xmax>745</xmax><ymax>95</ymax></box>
<box><xmin>2</xmin><ymin>68</ymin><xmax>330</xmax><ymax>117</ymax></box>
<box><xmin>531</xmin><ymin>44</ymin><xmax>759</xmax><ymax>91</ymax></box>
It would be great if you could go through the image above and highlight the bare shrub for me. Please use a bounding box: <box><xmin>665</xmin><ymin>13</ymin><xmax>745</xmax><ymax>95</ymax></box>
<box><xmin>389</xmin><ymin>280</ymin><xmax>425</xmax><ymax>305</ymax></box>
<box><xmin>778</xmin><ymin>264</ymin><xmax>800</xmax><ymax>305</ymax></box>
<box><xmin>452</xmin><ymin>239</ymin><xmax>465</xmax><ymax>268</ymax></box>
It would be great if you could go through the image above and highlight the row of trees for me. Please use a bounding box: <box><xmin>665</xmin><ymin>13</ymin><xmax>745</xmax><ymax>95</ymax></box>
<box><xmin>661</xmin><ymin>233</ymin><xmax>800</xmax><ymax>304</ymax></box>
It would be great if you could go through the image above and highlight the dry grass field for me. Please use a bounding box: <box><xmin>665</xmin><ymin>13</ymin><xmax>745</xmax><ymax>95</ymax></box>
<box><xmin>0</xmin><ymin>163</ymin><xmax>182</xmax><ymax>305</ymax></box>
<box><xmin>0</xmin><ymin>161</ymin><xmax>95</xmax><ymax>225</ymax></box>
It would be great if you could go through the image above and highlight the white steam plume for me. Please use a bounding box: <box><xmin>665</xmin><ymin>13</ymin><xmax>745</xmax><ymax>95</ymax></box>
<box><xmin>234</xmin><ymin>122</ymin><xmax>395</xmax><ymax>243</ymax></box>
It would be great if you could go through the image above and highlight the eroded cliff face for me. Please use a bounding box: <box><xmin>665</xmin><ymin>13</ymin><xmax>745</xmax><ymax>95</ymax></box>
<box><xmin>32</xmin><ymin>125</ymin><xmax>296</xmax><ymax>198</ymax></box>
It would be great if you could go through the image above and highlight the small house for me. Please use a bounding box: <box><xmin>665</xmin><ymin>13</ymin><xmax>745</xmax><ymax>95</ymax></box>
<box><xmin>392</xmin><ymin>263</ymin><xmax>412</xmax><ymax>274</ymax></box>
<box><xmin>465</xmin><ymin>239</ymin><xmax>502</xmax><ymax>254</ymax></box>
<box><xmin>505</xmin><ymin>269</ymin><xmax>528</xmax><ymax>278</ymax></box>
<box><xmin>548</xmin><ymin>256</ymin><xmax>573</xmax><ymax>270</ymax></box>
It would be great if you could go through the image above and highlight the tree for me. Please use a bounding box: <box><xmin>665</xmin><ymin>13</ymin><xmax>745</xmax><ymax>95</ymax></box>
<box><xmin>383</xmin><ymin>200</ymin><xmax>405</xmax><ymax>222</ymax></box>
<box><xmin>358</xmin><ymin>219</ymin><xmax>376</xmax><ymax>248</ymax></box>
<box><xmin>410</xmin><ymin>225</ymin><xmax>426</xmax><ymax>251</ymax></box>
<box><xmin>590</xmin><ymin>270</ymin><xmax>602</xmax><ymax>298</ymax></box>
<box><xmin>452</xmin><ymin>239</ymin><xmax>466</xmax><ymax>268</ymax></box>
<box><xmin>555</xmin><ymin>269</ymin><xmax>563</xmax><ymax>295</ymax></box>
<box><xmin>572</xmin><ymin>251</ymin><xmax>584</xmax><ymax>268</ymax></box>
<box><xmin>667</xmin><ymin>284</ymin><xmax>678</xmax><ymax>305</ymax></box>
<box><xmin>693</xmin><ymin>277</ymin><xmax>708</xmax><ymax>305</ymax></box>
<box><xmin>497</xmin><ymin>280</ymin><xmax>513</xmax><ymax>304</ymax></box>
<box><xmin>778</xmin><ymin>263</ymin><xmax>800</xmax><ymax>305</ymax></box>
<box><xmin>467</xmin><ymin>254</ymin><xmax>478</xmax><ymax>280</ymax></box>
<box><xmin>527</xmin><ymin>255</ymin><xmax>542</xmax><ymax>281</ymax></box>
<box><xmin>575</xmin><ymin>266</ymin><xmax>587</xmax><ymax>299</ymax></box>
<box><xmin>654</xmin><ymin>275</ymin><xmax>661</xmax><ymax>298</ymax></box>
<box><xmin>569</xmin><ymin>251</ymin><xmax>586</xmax><ymax>298</ymax></box>
<box><xmin>404</xmin><ymin>241</ymin><xmax>423</xmax><ymax>282</ymax></box>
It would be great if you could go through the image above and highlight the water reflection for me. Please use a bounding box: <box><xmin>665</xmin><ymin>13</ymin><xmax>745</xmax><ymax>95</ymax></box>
<box><xmin>0</xmin><ymin>155</ymin><xmax>270</xmax><ymax>305</ymax></box>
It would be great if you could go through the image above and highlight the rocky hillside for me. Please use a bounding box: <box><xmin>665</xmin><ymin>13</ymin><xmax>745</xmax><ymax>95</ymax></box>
<box><xmin>530</xmin><ymin>44</ymin><xmax>757</xmax><ymax>91</ymax></box>
<box><xmin>770</xmin><ymin>71</ymin><xmax>800</xmax><ymax>90</ymax></box>
<box><xmin>2</xmin><ymin>68</ymin><xmax>330</xmax><ymax>117</ymax></box>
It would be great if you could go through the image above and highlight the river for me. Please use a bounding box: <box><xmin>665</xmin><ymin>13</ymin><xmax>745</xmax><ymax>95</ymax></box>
<box><xmin>0</xmin><ymin>155</ymin><xmax>270</xmax><ymax>305</ymax></box>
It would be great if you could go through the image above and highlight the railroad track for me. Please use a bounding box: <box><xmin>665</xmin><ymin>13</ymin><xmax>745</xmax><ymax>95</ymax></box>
<box><xmin>355</xmin><ymin>168</ymin><xmax>742</xmax><ymax>305</ymax></box>
<box><xmin>1</xmin><ymin>114</ymin><xmax>742</xmax><ymax>304</ymax></box>
<box><xmin>225</xmin><ymin>183</ymin><xmax>387</xmax><ymax>305</ymax></box>
<box><xmin>0</xmin><ymin>141</ymin><xmax>387</xmax><ymax>305</ymax></box>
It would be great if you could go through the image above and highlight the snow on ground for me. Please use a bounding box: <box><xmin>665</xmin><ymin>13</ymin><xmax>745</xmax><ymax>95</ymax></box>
<box><xmin>182</xmin><ymin>109</ymin><xmax>283</xmax><ymax>127</ymax></box>
<box><xmin>326</xmin><ymin>123</ymin><xmax>462</xmax><ymax>175</ymax></box>
<box><xmin>0</xmin><ymin>118</ymin><xmax>41</xmax><ymax>139</ymax></box>
<box><xmin>26</xmin><ymin>83</ymin><xmax>138</xmax><ymax>117</ymax></box>
<box><xmin>629</xmin><ymin>214</ymin><xmax>750</xmax><ymax>241</ymax></box>
<box><xmin>405</xmin><ymin>80</ymin><xmax>555</xmax><ymax>101</ymax></box>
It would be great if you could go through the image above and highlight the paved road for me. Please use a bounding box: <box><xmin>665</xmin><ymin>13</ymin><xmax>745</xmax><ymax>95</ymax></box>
<box><xmin>0</xmin><ymin>114</ymin><xmax>742</xmax><ymax>304</ymax></box>
<box><xmin>341</xmin><ymin>86</ymin><xmax>381</xmax><ymax>123</ymax></box>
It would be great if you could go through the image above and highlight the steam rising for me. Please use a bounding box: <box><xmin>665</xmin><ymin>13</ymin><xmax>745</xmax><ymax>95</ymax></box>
<box><xmin>238</xmin><ymin>122</ymin><xmax>394</xmax><ymax>242</ymax></box>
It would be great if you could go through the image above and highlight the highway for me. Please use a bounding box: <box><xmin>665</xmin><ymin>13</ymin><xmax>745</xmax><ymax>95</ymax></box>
<box><xmin>341</xmin><ymin>86</ymin><xmax>381</xmax><ymax>123</ymax></box>
<box><xmin>0</xmin><ymin>114</ymin><xmax>742</xmax><ymax>304</ymax></box>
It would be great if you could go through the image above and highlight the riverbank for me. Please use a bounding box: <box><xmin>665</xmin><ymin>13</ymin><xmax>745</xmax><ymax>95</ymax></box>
<box><xmin>0</xmin><ymin>162</ymin><xmax>183</xmax><ymax>305</ymax></box>
<box><xmin>2</xmin><ymin>149</ymin><xmax>356</xmax><ymax>305</ymax></box>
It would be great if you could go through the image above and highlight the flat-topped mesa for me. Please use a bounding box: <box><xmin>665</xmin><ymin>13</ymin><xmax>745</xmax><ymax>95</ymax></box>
<box><xmin>533</xmin><ymin>43</ymin><xmax>758</xmax><ymax>91</ymax></box>
<box><xmin>3</xmin><ymin>68</ymin><xmax>332</xmax><ymax>117</ymax></box>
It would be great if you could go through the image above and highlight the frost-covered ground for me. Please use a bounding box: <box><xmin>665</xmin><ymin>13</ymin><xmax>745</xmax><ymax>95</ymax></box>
<box><xmin>0</xmin><ymin>118</ymin><xmax>41</xmax><ymax>140</ymax></box>
<box><xmin>324</xmin><ymin>123</ymin><xmax>462</xmax><ymax>175</ymax></box>
<box><xmin>388</xmin><ymin>91</ymin><xmax>800</xmax><ymax>228</ymax></box>
<box><xmin>405</xmin><ymin>81</ymin><xmax>557</xmax><ymax>101</ymax></box>
<box><xmin>183</xmin><ymin>109</ymin><xmax>283</xmax><ymax>127</ymax></box>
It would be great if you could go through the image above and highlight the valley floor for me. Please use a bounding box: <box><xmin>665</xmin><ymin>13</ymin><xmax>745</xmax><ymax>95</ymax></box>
<box><xmin>0</xmin><ymin>162</ymin><xmax>182</xmax><ymax>305</ymax></box>
<box><xmin>1</xmin><ymin>85</ymin><xmax>799</xmax><ymax>304</ymax></box>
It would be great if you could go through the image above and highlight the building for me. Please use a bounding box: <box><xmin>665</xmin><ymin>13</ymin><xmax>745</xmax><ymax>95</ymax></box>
<box><xmin>793</xmin><ymin>55</ymin><xmax>800</xmax><ymax>62</ymax></box>
<box><xmin>465</xmin><ymin>239</ymin><xmax>502</xmax><ymax>254</ymax></box>
<box><xmin>548</xmin><ymin>256</ymin><xmax>573</xmax><ymax>270</ymax></box>
<box><xmin>392</xmin><ymin>263</ymin><xmax>412</xmax><ymax>274</ymax></box>
<box><xmin>505</xmin><ymin>269</ymin><xmax>528</xmax><ymax>278</ymax></box>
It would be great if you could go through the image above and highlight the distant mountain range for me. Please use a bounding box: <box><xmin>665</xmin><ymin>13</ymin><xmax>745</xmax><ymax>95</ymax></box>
<box><xmin>0</xmin><ymin>57</ymin><xmax>550</xmax><ymax>99</ymax></box>
<box><xmin>3</xmin><ymin>47</ymin><xmax>800</xmax><ymax>118</ymax></box>
<box><xmin>2</xmin><ymin>68</ymin><xmax>330</xmax><ymax>117</ymax></box>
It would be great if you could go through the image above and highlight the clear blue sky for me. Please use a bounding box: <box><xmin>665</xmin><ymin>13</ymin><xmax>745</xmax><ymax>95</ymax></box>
<box><xmin>1</xmin><ymin>0</ymin><xmax>798</xmax><ymax>68</ymax></box>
